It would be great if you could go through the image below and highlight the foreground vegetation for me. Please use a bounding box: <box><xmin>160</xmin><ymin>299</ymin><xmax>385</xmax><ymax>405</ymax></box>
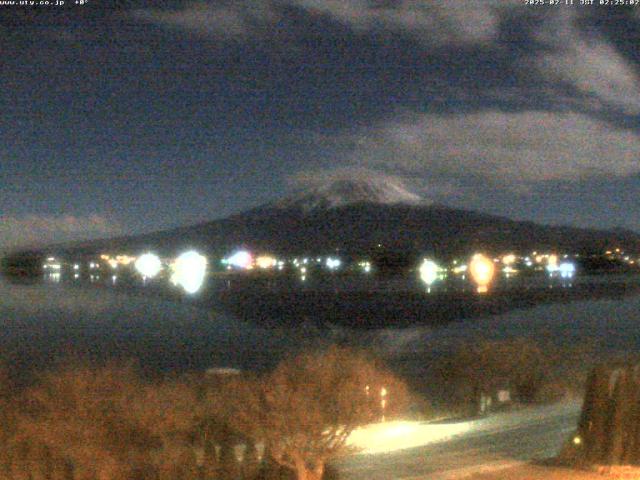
<box><xmin>0</xmin><ymin>336</ymin><xmax>599</xmax><ymax>480</ymax></box>
<box><xmin>0</xmin><ymin>346</ymin><xmax>408</xmax><ymax>480</ymax></box>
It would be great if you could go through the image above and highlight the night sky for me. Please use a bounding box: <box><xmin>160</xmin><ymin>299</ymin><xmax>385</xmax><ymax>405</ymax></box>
<box><xmin>2</xmin><ymin>1</ymin><xmax>640</xmax><ymax>250</ymax></box>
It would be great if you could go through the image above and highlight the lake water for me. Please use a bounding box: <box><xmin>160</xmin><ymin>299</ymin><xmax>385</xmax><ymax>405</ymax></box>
<box><xmin>2</xmin><ymin>275</ymin><xmax>640</xmax><ymax>383</ymax></box>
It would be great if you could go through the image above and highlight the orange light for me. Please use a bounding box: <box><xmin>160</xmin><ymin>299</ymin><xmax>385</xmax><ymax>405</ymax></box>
<box><xmin>469</xmin><ymin>253</ymin><xmax>495</xmax><ymax>293</ymax></box>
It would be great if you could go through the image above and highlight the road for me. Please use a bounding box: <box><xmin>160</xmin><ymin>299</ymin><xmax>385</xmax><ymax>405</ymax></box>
<box><xmin>338</xmin><ymin>401</ymin><xmax>582</xmax><ymax>479</ymax></box>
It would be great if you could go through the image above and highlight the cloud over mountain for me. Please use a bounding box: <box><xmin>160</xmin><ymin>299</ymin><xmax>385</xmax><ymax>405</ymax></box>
<box><xmin>0</xmin><ymin>214</ymin><xmax>120</xmax><ymax>251</ymax></box>
<box><xmin>329</xmin><ymin>111</ymin><xmax>640</xmax><ymax>190</ymax></box>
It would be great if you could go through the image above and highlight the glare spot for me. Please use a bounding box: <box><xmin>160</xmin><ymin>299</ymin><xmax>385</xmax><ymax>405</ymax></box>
<box><xmin>135</xmin><ymin>253</ymin><xmax>162</xmax><ymax>279</ymax></box>
<box><xmin>171</xmin><ymin>250</ymin><xmax>208</xmax><ymax>294</ymax></box>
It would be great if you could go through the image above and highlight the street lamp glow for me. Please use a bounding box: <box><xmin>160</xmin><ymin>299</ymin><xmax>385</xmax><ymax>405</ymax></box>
<box><xmin>226</xmin><ymin>250</ymin><xmax>253</xmax><ymax>269</ymax></box>
<box><xmin>559</xmin><ymin>261</ymin><xmax>576</xmax><ymax>279</ymax></box>
<box><xmin>255</xmin><ymin>255</ymin><xmax>276</xmax><ymax>269</ymax></box>
<box><xmin>502</xmin><ymin>254</ymin><xmax>516</xmax><ymax>265</ymax></box>
<box><xmin>171</xmin><ymin>250</ymin><xmax>208</xmax><ymax>294</ymax></box>
<box><xmin>326</xmin><ymin>257</ymin><xmax>341</xmax><ymax>270</ymax></box>
<box><xmin>135</xmin><ymin>253</ymin><xmax>162</xmax><ymax>279</ymax></box>
<box><xmin>469</xmin><ymin>253</ymin><xmax>495</xmax><ymax>293</ymax></box>
<box><xmin>418</xmin><ymin>259</ymin><xmax>439</xmax><ymax>289</ymax></box>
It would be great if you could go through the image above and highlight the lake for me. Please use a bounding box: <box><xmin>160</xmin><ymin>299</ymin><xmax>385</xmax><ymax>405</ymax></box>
<box><xmin>2</xmin><ymin>274</ymin><xmax>640</xmax><ymax>385</ymax></box>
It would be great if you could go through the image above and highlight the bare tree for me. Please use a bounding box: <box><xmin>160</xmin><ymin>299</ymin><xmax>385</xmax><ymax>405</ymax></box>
<box><xmin>217</xmin><ymin>346</ymin><xmax>409</xmax><ymax>480</ymax></box>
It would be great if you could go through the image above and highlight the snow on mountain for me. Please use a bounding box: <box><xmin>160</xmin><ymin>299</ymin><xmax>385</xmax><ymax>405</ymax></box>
<box><xmin>273</xmin><ymin>177</ymin><xmax>425</xmax><ymax>211</ymax></box>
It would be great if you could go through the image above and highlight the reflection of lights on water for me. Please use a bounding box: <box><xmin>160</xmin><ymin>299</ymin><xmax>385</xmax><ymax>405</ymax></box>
<box><xmin>74</xmin><ymin>273</ymin><xmax>79</xmax><ymax>280</ymax></box>
<box><xmin>111</xmin><ymin>275</ymin><xmax>117</xmax><ymax>285</ymax></box>
<box><xmin>171</xmin><ymin>250</ymin><xmax>208</xmax><ymax>294</ymax></box>
<box><xmin>502</xmin><ymin>266</ymin><xmax>518</xmax><ymax>277</ymax></box>
<box><xmin>135</xmin><ymin>253</ymin><xmax>162</xmax><ymax>279</ymax></box>
<box><xmin>469</xmin><ymin>253</ymin><xmax>495</xmax><ymax>294</ymax></box>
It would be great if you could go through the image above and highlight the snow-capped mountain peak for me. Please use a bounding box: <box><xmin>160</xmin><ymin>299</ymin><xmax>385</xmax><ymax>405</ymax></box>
<box><xmin>274</xmin><ymin>176</ymin><xmax>425</xmax><ymax>211</ymax></box>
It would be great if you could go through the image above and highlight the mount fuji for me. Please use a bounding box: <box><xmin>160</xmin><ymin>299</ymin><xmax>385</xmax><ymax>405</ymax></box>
<box><xmin>6</xmin><ymin>178</ymin><xmax>640</xmax><ymax>262</ymax></box>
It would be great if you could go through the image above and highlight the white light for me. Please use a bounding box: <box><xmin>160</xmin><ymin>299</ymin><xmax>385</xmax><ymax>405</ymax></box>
<box><xmin>135</xmin><ymin>253</ymin><xmax>162</xmax><ymax>279</ymax></box>
<box><xmin>226</xmin><ymin>250</ymin><xmax>253</xmax><ymax>269</ymax></box>
<box><xmin>73</xmin><ymin>264</ymin><xmax>79</xmax><ymax>270</ymax></box>
<box><xmin>326</xmin><ymin>257</ymin><xmax>341</xmax><ymax>270</ymax></box>
<box><xmin>171</xmin><ymin>251</ymin><xmax>208</xmax><ymax>294</ymax></box>
<box><xmin>559</xmin><ymin>262</ymin><xmax>576</xmax><ymax>279</ymax></box>
<box><xmin>419</xmin><ymin>259</ymin><xmax>439</xmax><ymax>287</ymax></box>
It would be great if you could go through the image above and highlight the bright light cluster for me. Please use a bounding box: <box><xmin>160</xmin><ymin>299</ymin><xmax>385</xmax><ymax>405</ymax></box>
<box><xmin>559</xmin><ymin>261</ymin><xmax>576</xmax><ymax>279</ymax></box>
<box><xmin>419</xmin><ymin>259</ymin><xmax>439</xmax><ymax>287</ymax></box>
<box><xmin>171</xmin><ymin>250</ymin><xmax>208</xmax><ymax>294</ymax></box>
<box><xmin>326</xmin><ymin>257</ymin><xmax>342</xmax><ymax>270</ymax></box>
<box><xmin>135</xmin><ymin>253</ymin><xmax>162</xmax><ymax>279</ymax></box>
<box><xmin>469</xmin><ymin>253</ymin><xmax>495</xmax><ymax>293</ymax></box>
<box><xmin>255</xmin><ymin>255</ymin><xmax>277</xmax><ymax>269</ymax></box>
<box><xmin>226</xmin><ymin>250</ymin><xmax>253</xmax><ymax>269</ymax></box>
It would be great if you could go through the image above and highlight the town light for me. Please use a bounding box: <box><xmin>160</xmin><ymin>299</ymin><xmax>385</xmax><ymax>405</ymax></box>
<box><xmin>326</xmin><ymin>257</ymin><xmax>341</xmax><ymax>270</ymax></box>
<box><xmin>418</xmin><ymin>259</ymin><xmax>439</xmax><ymax>290</ymax></box>
<box><xmin>135</xmin><ymin>253</ymin><xmax>162</xmax><ymax>279</ymax></box>
<box><xmin>469</xmin><ymin>253</ymin><xmax>495</xmax><ymax>293</ymax></box>
<box><xmin>502</xmin><ymin>254</ymin><xmax>516</xmax><ymax>265</ymax></box>
<box><xmin>226</xmin><ymin>250</ymin><xmax>253</xmax><ymax>269</ymax></box>
<box><xmin>171</xmin><ymin>250</ymin><xmax>208</xmax><ymax>294</ymax></box>
<box><xmin>559</xmin><ymin>261</ymin><xmax>576</xmax><ymax>279</ymax></box>
<box><xmin>255</xmin><ymin>255</ymin><xmax>277</xmax><ymax>269</ymax></box>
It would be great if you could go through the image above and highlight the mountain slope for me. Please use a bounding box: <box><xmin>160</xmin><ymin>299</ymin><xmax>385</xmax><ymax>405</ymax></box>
<box><xmin>6</xmin><ymin>178</ymin><xmax>640</xmax><ymax>260</ymax></box>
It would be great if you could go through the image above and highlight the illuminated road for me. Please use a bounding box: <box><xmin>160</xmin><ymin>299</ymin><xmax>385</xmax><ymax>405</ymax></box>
<box><xmin>338</xmin><ymin>401</ymin><xmax>581</xmax><ymax>479</ymax></box>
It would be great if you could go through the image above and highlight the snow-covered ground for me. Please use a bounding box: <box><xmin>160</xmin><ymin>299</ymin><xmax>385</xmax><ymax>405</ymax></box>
<box><xmin>341</xmin><ymin>401</ymin><xmax>581</xmax><ymax>479</ymax></box>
